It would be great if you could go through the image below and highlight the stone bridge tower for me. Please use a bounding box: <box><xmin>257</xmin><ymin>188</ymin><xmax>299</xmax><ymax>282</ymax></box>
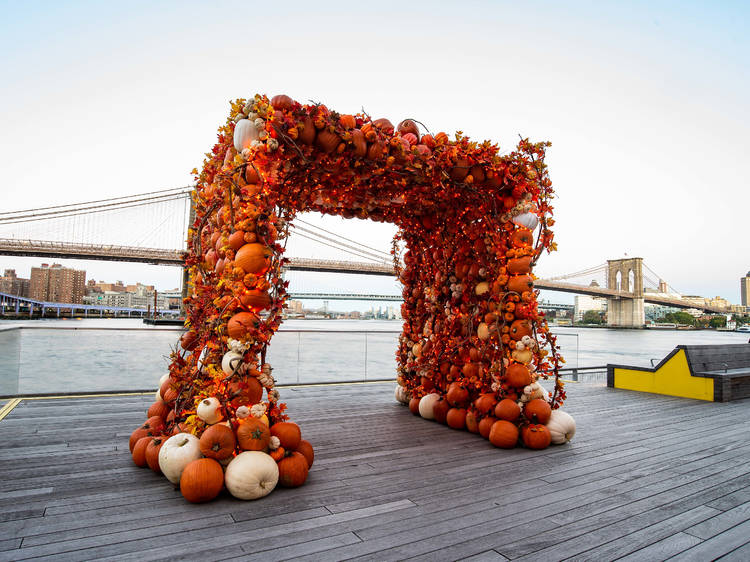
<box><xmin>607</xmin><ymin>257</ymin><xmax>645</xmax><ymax>328</ymax></box>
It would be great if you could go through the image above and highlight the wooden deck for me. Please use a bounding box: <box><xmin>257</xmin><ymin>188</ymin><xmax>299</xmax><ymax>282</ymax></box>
<box><xmin>1</xmin><ymin>382</ymin><xmax>750</xmax><ymax>561</ymax></box>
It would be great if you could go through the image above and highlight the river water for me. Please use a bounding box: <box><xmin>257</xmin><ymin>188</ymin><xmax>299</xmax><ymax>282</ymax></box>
<box><xmin>1</xmin><ymin>318</ymin><xmax>748</xmax><ymax>395</ymax></box>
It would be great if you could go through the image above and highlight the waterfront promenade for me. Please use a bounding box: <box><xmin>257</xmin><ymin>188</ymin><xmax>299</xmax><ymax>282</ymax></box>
<box><xmin>1</xmin><ymin>382</ymin><xmax>750</xmax><ymax>560</ymax></box>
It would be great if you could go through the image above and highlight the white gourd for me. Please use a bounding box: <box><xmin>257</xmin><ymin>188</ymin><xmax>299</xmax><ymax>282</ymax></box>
<box><xmin>546</xmin><ymin>410</ymin><xmax>576</xmax><ymax>444</ymax></box>
<box><xmin>221</xmin><ymin>351</ymin><xmax>243</xmax><ymax>375</ymax></box>
<box><xmin>475</xmin><ymin>281</ymin><xmax>490</xmax><ymax>296</ymax></box>
<box><xmin>196</xmin><ymin>397</ymin><xmax>223</xmax><ymax>425</ymax></box>
<box><xmin>224</xmin><ymin>451</ymin><xmax>279</xmax><ymax>500</ymax></box>
<box><xmin>233</xmin><ymin>119</ymin><xmax>259</xmax><ymax>152</ymax></box>
<box><xmin>477</xmin><ymin>322</ymin><xmax>490</xmax><ymax>341</ymax></box>
<box><xmin>418</xmin><ymin>393</ymin><xmax>440</xmax><ymax>420</ymax></box>
<box><xmin>158</xmin><ymin>433</ymin><xmax>202</xmax><ymax>484</ymax></box>
<box><xmin>512</xmin><ymin>212</ymin><xmax>539</xmax><ymax>231</ymax></box>
<box><xmin>394</xmin><ymin>385</ymin><xmax>409</xmax><ymax>404</ymax></box>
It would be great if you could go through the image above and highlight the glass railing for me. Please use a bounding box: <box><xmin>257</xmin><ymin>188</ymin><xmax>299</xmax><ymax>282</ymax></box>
<box><xmin>0</xmin><ymin>326</ymin><xmax>580</xmax><ymax>396</ymax></box>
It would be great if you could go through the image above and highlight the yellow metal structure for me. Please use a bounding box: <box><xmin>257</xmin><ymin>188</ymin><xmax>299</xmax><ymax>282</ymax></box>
<box><xmin>612</xmin><ymin>349</ymin><xmax>714</xmax><ymax>401</ymax></box>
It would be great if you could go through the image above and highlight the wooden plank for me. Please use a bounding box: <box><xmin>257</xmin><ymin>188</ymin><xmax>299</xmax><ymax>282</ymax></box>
<box><xmin>668</xmin><ymin>519</ymin><xmax>750</xmax><ymax>560</ymax></box>
<box><xmin>238</xmin><ymin>532</ymin><xmax>362</xmax><ymax>560</ymax></box>
<box><xmin>616</xmin><ymin>533</ymin><xmax>703</xmax><ymax>561</ymax></box>
<box><xmin>683</xmin><ymin>500</ymin><xmax>750</xmax><ymax>540</ymax></box>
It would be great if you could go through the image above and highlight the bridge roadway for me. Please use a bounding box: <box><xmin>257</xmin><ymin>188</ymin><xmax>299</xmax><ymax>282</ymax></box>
<box><xmin>0</xmin><ymin>239</ymin><xmax>729</xmax><ymax>314</ymax></box>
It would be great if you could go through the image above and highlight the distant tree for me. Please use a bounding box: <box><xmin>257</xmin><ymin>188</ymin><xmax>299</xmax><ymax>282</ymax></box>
<box><xmin>709</xmin><ymin>316</ymin><xmax>727</xmax><ymax>328</ymax></box>
<box><xmin>581</xmin><ymin>310</ymin><xmax>603</xmax><ymax>324</ymax></box>
<box><xmin>657</xmin><ymin>311</ymin><xmax>695</xmax><ymax>326</ymax></box>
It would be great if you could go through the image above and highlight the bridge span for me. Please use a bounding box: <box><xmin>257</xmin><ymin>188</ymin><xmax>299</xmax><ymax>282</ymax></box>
<box><xmin>0</xmin><ymin>239</ymin><xmax>731</xmax><ymax>321</ymax></box>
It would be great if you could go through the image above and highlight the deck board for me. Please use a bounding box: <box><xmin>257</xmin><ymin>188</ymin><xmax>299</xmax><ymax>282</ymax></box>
<box><xmin>0</xmin><ymin>382</ymin><xmax>749</xmax><ymax>560</ymax></box>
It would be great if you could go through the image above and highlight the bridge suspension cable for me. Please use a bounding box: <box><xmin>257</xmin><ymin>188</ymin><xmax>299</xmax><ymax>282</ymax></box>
<box><xmin>541</xmin><ymin>263</ymin><xmax>607</xmax><ymax>282</ymax></box>
<box><xmin>0</xmin><ymin>188</ymin><xmax>192</xmax><ymax>225</ymax></box>
<box><xmin>294</xmin><ymin>218</ymin><xmax>392</xmax><ymax>260</ymax></box>
<box><xmin>643</xmin><ymin>263</ymin><xmax>682</xmax><ymax>296</ymax></box>
<box><xmin>291</xmin><ymin>224</ymin><xmax>390</xmax><ymax>263</ymax></box>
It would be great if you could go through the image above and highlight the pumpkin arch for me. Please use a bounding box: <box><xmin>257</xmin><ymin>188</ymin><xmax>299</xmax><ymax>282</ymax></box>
<box><xmin>135</xmin><ymin>93</ymin><xmax>568</xmax><ymax>501</ymax></box>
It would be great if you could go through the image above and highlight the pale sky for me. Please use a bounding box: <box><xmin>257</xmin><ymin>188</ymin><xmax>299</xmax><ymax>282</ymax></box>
<box><xmin>1</xmin><ymin>1</ymin><xmax>748</xmax><ymax>307</ymax></box>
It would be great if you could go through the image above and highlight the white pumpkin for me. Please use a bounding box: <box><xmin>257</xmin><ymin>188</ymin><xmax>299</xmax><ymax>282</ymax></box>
<box><xmin>155</xmin><ymin>389</ymin><xmax>162</xmax><ymax>403</ymax></box>
<box><xmin>477</xmin><ymin>322</ymin><xmax>490</xmax><ymax>341</ymax></box>
<box><xmin>547</xmin><ymin>410</ymin><xmax>576</xmax><ymax>445</ymax></box>
<box><xmin>221</xmin><ymin>351</ymin><xmax>243</xmax><ymax>376</ymax></box>
<box><xmin>475</xmin><ymin>281</ymin><xmax>490</xmax><ymax>296</ymax></box>
<box><xmin>233</xmin><ymin>119</ymin><xmax>259</xmax><ymax>152</ymax></box>
<box><xmin>224</xmin><ymin>451</ymin><xmax>279</xmax><ymax>500</ymax></box>
<box><xmin>158</xmin><ymin>433</ymin><xmax>202</xmax><ymax>484</ymax></box>
<box><xmin>512</xmin><ymin>212</ymin><xmax>539</xmax><ymax>231</ymax></box>
<box><xmin>394</xmin><ymin>385</ymin><xmax>410</xmax><ymax>404</ymax></box>
<box><xmin>418</xmin><ymin>393</ymin><xmax>441</xmax><ymax>420</ymax></box>
<box><xmin>158</xmin><ymin>373</ymin><xmax>169</xmax><ymax>387</ymax></box>
<box><xmin>196</xmin><ymin>397</ymin><xmax>223</xmax><ymax>425</ymax></box>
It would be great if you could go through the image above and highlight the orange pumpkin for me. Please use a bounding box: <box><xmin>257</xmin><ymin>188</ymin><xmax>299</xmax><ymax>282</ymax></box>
<box><xmin>199</xmin><ymin>424</ymin><xmax>236</xmax><ymax>460</ymax></box>
<box><xmin>397</xmin><ymin>119</ymin><xmax>419</xmax><ymax>140</ymax></box>
<box><xmin>432</xmin><ymin>398</ymin><xmax>451</xmax><ymax>425</ymax></box>
<box><xmin>446</xmin><ymin>382</ymin><xmax>469</xmax><ymax>407</ymax></box>
<box><xmin>351</xmin><ymin>129</ymin><xmax>367</xmax><ymax>157</ymax></box>
<box><xmin>409</xmin><ymin>397</ymin><xmax>421</xmax><ymax>415</ymax></box>
<box><xmin>299</xmin><ymin>116</ymin><xmax>316</xmax><ymax>145</ymax></box>
<box><xmin>478</xmin><ymin>416</ymin><xmax>497</xmax><ymax>439</ymax></box>
<box><xmin>237</xmin><ymin>418</ymin><xmax>271</xmax><ymax>451</ymax></box>
<box><xmin>505</xmin><ymin>363</ymin><xmax>532</xmax><ymax>388</ymax></box>
<box><xmin>239</xmin><ymin>289</ymin><xmax>272</xmax><ymax>312</ymax></box>
<box><xmin>245</xmin><ymin>164</ymin><xmax>261</xmax><ymax>183</ymax></box>
<box><xmin>270</xmin><ymin>422</ymin><xmax>302</xmax><ymax>450</ymax></box>
<box><xmin>295</xmin><ymin>439</ymin><xmax>314</xmax><ymax>468</ymax></box>
<box><xmin>465</xmin><ymin>410</ymin><xmax>480</xmax><ymax>434</ymax></box>
<box><xmin>227</xmin><ymin>311</ymin><xmax>260</xmax><ymax>340</ymax></box>
<box><xmin>129</xmin><ymin>428</ymin><xmax>149</xmax><ymax>452</ymax></box>
<box><xmin>180</xmin><ymin>458</ymin><xmax>225</xmax><ymax>503</ymax></box>
<box><xmin>522</xmin><ymin>424</ymin><xmax>552</xmax><ymax>450</ymax></box>
<box><xmin>494</xmin><ymin>398</ymin><xmax>521</xmax><ymax>422</ymax></box>
<box><xmin>446</xmin><ymin>408</ymin><xmax>467</xmax><ymax>430</ymax></box>
<box><xmin>147</xmin><ymin>400</ymin><xmax>170</xmax><ymax>420</ymax></box>
<box><xmin>507</xmin><ymin>256</ymin><xmax>532</xmax><ymax>275</ymax></box>
<box><xmin>372</xmin><ymin>118</ymin><xmax>394</xmax><ymax>133</ymax></box>
<box><xmin>278</xmin><ymin>451</ymin><xmax>309</xmax><ymax>487</ymax></box>
<box><xmin>162</xmin><ymin>387</ymin><xmax>178</xmax><ymax>407</ymax></box>
<box><xmin>226</xmin><ymin>376</ymin><xmax>263</xmax><ymax>408</ymax></box>
<box><xmin>180</xmin><ymin>330</ymin><xmax>199</xmax><ymax>351</ymax></box>
<box><xmin>145</xmin><ymin>437</ymin><xmax>164</xmax><ymax>473</ymax></box>
<box><xmin>511</xmin><ymin>228</ymin><xmax>534</xmax><ymax>248</ymax></box>
<box><xmin>338</xmin><ymin>114</ymin><xmax>356</xmax><ymax>129</ymax></box>
<box><xmin>524</xmin><ymin>399</ymin><xmax>552</xmax><ymax>424</ymax></box>
<box><xmin>508</xmin><ymin>275</ymin><xmax>534</xmax><ymax>295</ymax></box>
<box><xmin>270</xmin><ymin>446</ymin><xmax>286</xmax><ymax>461</ymax></box>
<box><xmin>489</xmin><ymin>420</ymin><xmax>519</xmax><ymax>449</ymax></box>
<box><xmin>271</xmin><ymin>94</ymin><xmax>294</xmax><ymax>110</ymax></box>
<box><xmin>316</xmin><ymin>129</ymin><xmax>341</xmax><ymax>153</ymax></box>
<box><xmin>235</xmin><ymin>243</ymin><xmax>271</xmax><ymax>275</ymax></box>
<box><xmin>509</xmin><ymin>319</ymin><xmax>534</xmax><ymax>341</ymax></box>
<box><xmin>474</xmin><ymin>393</ymin><xmax>497</xmax><ymax>415</ymax></box>
<box><xmin>228</xmin><ymin>230</ymin><xmax>246</xmax><ymax>251</ymax></box>
<box><xmin>132</xmin><ymin>436</ymin><xmax>151</xmax><ymax>467</ymax></box>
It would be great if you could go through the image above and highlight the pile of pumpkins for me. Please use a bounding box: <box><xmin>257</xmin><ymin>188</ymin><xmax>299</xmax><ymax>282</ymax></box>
<box><xmin>128</xmin><ymin>373</ymin><xmax>314</xmax><ymax>503</ymax></box>
<box><xmin>396</xmin><ymin>383</ymin><xmax>575</xmax><ymax>449</ymax></box>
